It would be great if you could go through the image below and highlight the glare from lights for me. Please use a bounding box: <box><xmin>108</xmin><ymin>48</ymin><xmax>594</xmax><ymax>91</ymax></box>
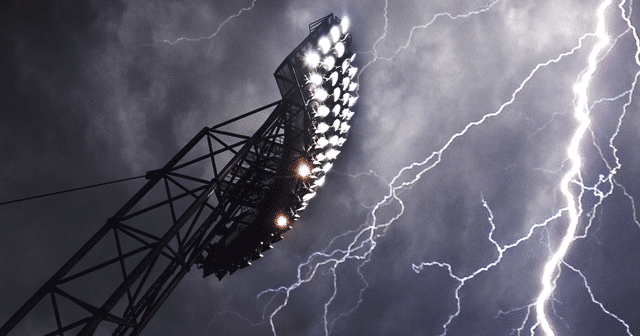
<box><xmin>315</xmin><ymin>122</ymin><xmax>330</xmax><ymax>133</ymax></box>
<box><xmin>276</xmin><ymin>215</ymin><xmax>288</xmax><ymax>228</ymax></box>
<box><xmin>308</xmin><ymin>73</ymin><xmax>323</xmax><ymax>86</ymax></box>
<box><xmin>318</xmin><ymin>36</ymin><xmax>332</xmax><ymax>54</ymax></box>
<box><xmin>340</xmin><ymin>108</ymin><xmax>351</xmax><ymax>119</ymax></box>
<box><xmin>349</xmin><ymin>53</ymin><xmax>356</xmax><ymax>63</ymax></box>
<box><xmin>334</xmin><ymin>42</ymin><xmax>345</xmax><ymax>57</ymax></box>
<box><xmin>297</xmin><ymin>162</ymin><xmax>311</xmax><ymax>178</ymax></box>
<box><xmin>332</xmin><ymin>104</ymin><xmax>341</xmax><ymax>116</ymax></box>
<box><xmin>323</xmin><ymin>56</ymin><xmax>335</xmax><ymax>70</ymax></box>
<box><xmin>305</xmin><ymin>52</ymin><xmax>320</xmax><ymax>68</ymax></box>
<box><xmin>348</xmin><ymin>96</ymin><xmax>358</xmax><ymax>107</ymax></box>
<box><xmin>315</xmin><ymin>152</ymin><xmax>327</xmax><ymax>161</ymax></box>
<box><xmin>314</xmin><ymin>88</ymin><xmax>328</xmax><ymax>101</ymax></box>
<box><xmin>342</xmin><ymin>77</ymin><xmax>350</xmax><ymax>91</ymax></box>
<box><xmin>342</xmin><ymin>92</ymin><xmax>351</xmax><ymax>105</ymax></box>
<box><xmin>315</xmin><ymin>105</ymin><xmax>330</xmax><ymax>118</ymax></box>
<box><xmin>322</xmin><ymin>162</ymin><xmax>333</xmax><ymax>172</ymax></box>
<box><xmin>325</xmin><ymin>148</ymin><xmax>341</xmax><ymax>160</ymax></box>
<box><xmin>348</xmin><ymin>82</ymin><xmax>358</xmax><ymax>92</ymax></box>
<box><xmin>313</xmin><ymin>176</ymin><xmax>326</xmax><ymax>187</ymax></box>
<box><xmin>340</xmin><ymin>122</ymin><xmax>350</xmax><ymax>134</ymax></box>
<box><xmin>332</xmin><ymin>119</ymin><xmax>341</xmax><ymax>130</ymax></box>
<box><xmin>348</xmin><ymin>66</ymin><xmax>358</xmax><ymax>79</ymax></box>
<box><xmin>340</xmin><ymin>16</ymin><xmax>350</xmax><ymax>34</ymax></box>
<box><xmin>341</xmin><ymin>59</ymin><xmax>350</xmax><ymax>74</ymax></box>
<box><xmin>329</xmin><ymin>135</ymin><xmax>340</xmax><ymax>146</ymax></box>
<box><xmin>337</xmin><ymin>137</ymin><xmax>347</xmax><ymax>146</ymax></box>
<box><xmin>329</xmin><ymin>71</ymin><xmax>339</xmax><ymax>86</ymax></box>
<box><xmin>333</xmin><ymin>87</ymin><xmax>341</xmax><ymax>101</ymax></box>
<box><xmin>302</xmin><ymin>192</ymin><xmax>316</xmax><ymax>202</ymax></box>
<box><xmin>315</xmin><ymin>137</ymin><xmax>329</xmax><ymax>148</ymax></box>
<box><xmin>330</xmin><ymin>26</ymin><xmax>341</xmax><ymax>43</ymax></box>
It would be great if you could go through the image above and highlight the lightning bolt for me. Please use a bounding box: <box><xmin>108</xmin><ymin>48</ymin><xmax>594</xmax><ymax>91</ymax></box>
<box><xmin>192</xmin><ymin>0</ymin><xmax>640</xmax><ymax>334</ymax></box>
<box><xmin>157</xmin><ymin>0</ymin><xmax>259</xmax><ymax>45</ymax></box>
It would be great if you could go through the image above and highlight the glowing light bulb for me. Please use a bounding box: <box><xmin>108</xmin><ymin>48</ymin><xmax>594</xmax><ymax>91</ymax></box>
<box><xmin>297</xmin><ymin>163</ymin><xmax>311</xmax><ymax>178</ymax></box>
<box><xmin>348</xmin><ymin>66</ymin><xmax>357</xmax><ymax>79</ymax></box>
<box><xmin>329</xmin><ymin>135</ymin><xmax>339</xmax><ymax>146</ymax></box>
<box><xmin>333</xmin><ymin>87</ymin><xmax>341</xmax><ymax>101</ymax></box>
<box><xmin>318</xmin><ymin>36</ymin><xmax>331</xmax><ymax>54</ymax></box>
<box><xmin>315</xmin><ymin>152</ymin><xmax>327</xmax><ymax>161</ymax></box>
<box><xmin>315</xmin><ymin>137</ymin><xmax>329</xmax><ymax>148</ymax></box>
<box><xmin>340</xmin><ymin>122</ymin><xmax>350</xmax><ymax>134</ymax></box>
<box><xmin>332</xmin><ymin>119</ymin><xmax>341</xmax><ymax>130</ymax></box>
<box><xmin>334</xmin><ymin>42</ymin><xmax>345</xmax><ymax>58</ymax></box>
<box><xmin>313</xmin><ymin>176</ymin><xmax>326</xmax><ymax>187</ymax></box>
<box><xmin>308</xmin><ymin>73</ymin><xmax>323</xmax><ymax>86</ymax></box>
<box><xmin>342</xmin><ymin>77</ymin><xmax>350</xmax><ymax>91</ymax></box>
<box><xmin>325</xmin><ymin>148</ymin><xmax>341</xmax><ymax>160</ymax></box>
<box><xmin>305</xmin><ymin>52</ymin><xmax>320</xmax><ymax>68</ymax></box>
<box><xmin>315</xmin><ymin>122</ymin><xmax>330</xmax><ymax>133</ymax></box>
<box><xmin>340</xmin><ymin>17</ymin><xmax>350</xmax><ymax>34</ymax></box>
<box><xmin>329</xmin><ymin>71</ymin><xmax>339</xmax><ymax>86</ymax></box>
<box><xmin>332</xmin><ymin>104</ymin><xmax>341</xmax><ymax>116</ymax></box>
<box><xmin>348</xmin><ymin>82</ymin><xmax>358</xmax><ymax>92</ymax></box>
<box><xmin>315</xmin><ymin>105</ymin><xmax>330</xmax><ymax>118</ymax></box>
<box><xmin>323</xmin><ymin>56</ymin><xmax>335</xmax><ymax>70</ymax></box>
<box><xmin>342</xmin><ymin>92</ymin><xmax>351</xmax><ymax>105</ymax></box>
<box><xmin>330</xmin><ymin>26</ymin><xmax>341</xmax><ymax>43</ymax></box>
<box><xmin>276</xmin><ymin>215</ymin><xmax>288</xmax><ymax>228</ymax></box>
<box><xmin>314</xmin><ymin>89</ymin><xmax>328</xmax><ymax>102</ymax></box>
<box><xmin>302</xmin><ymin>192</ymin><xmax>316</xmax><ymax>201</ymax></box>
<box><xmin>342</xmin><ymin>59</ymin><xmax>350</xmax><ymax>73</ymax></box>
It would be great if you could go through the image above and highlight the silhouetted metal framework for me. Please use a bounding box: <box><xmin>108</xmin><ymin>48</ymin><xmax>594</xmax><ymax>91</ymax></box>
<box><xmin>1</xmin><ymin>13</ymin><xmax>356</xmax><ymax>336</ymax></box>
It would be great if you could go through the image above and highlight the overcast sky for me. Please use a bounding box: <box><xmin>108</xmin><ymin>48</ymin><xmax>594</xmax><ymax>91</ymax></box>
<box><xmin>1</xmin><ymin>0</ymin><xmax>639</xmax><ymax>335</ymax></box>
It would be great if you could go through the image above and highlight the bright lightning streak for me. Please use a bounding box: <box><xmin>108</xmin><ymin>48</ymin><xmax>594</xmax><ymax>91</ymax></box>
<box><xmin>255</xmin><ymin>3</ymin><xmax>608</xmax><ymax>336</ymax></box>
<box><xmin>534</xmin><ymin>1</ymin><xmax>612</xmax><ymax>335</ymax></box>
<box><xmin>157</xmin><ymin>0</ymin><xmax>259</xmax><ymax>45</ymax></box>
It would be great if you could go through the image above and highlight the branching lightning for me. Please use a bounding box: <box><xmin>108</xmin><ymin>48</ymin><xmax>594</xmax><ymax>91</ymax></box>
<box><xmin>157</xmin><ymin>0</ymin><xmax>259</xmax><ymax>45</ymax></box>
<box><xmin>534</xmin><ymin>1</ymin><xmax>612</xmax><ymax>335</ymax></box>
<box><xmin>168</xmin><ymin>0</ymin><xmax>640</xmax><ymax>334</ymax></box>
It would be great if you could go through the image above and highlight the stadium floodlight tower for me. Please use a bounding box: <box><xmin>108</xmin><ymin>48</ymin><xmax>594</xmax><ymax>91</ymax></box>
<box><xmin>0</xmin><ymin>13</ymin><xmax>356</xmax><ymax>336</ymax></box>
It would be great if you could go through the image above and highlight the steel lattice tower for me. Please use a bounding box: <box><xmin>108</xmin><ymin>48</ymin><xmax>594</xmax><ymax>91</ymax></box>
<box><xmin>1</xmin><ymin>13</ymin><xmax>357</xmax><ymax>336</ymax></box>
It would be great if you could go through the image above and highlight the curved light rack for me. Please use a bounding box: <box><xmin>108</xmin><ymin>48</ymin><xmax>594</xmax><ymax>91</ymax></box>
<box><xmin>199</xmin><ymin>13</ymin><xmax>357</xmax><ymax>280</ymax></box>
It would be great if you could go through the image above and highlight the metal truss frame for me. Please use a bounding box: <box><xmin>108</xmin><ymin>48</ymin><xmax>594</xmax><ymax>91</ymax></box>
<box><xmin>0</xmin><ymin>98</ymin><xmax>309</xmax><ymax>336</ymax></box>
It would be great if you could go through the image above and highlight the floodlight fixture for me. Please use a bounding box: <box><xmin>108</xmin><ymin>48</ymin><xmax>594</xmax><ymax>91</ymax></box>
<box><xmin>329</xmin><ymin>135</ymin><xmax>340</xmax><ymax>146</ymax></box>
<box><xmin>334</xmin><ymin>42</ymin><xmax>345</xmax><ymax>57</ymax></box>
<box><xmin>323</xmin><ymin>56</ymin><xmax>335</xmax><ymax>70</ymax></box>
<box><xmin>276</xmin><ymin>215</ymin><xmax>288</xmax><ymax>228</ymax></box>
<box><xmin>315</xmin><ymin>105</ymin><xmax>330</xmax><ymax>118</ymax></box>
<box><xmin>330</xmin><ymin>26</ymin><xmax>341</xmax><ymax>43</ymax></box>
<box><xmin>314</xmin><ymin>88</ymin><xmax>328</xmax><ymax>101</ymax></box>
<box><xmin>332</xmin><ymin>104</ymin><xmax>341</xmax><ymax>116</ymax></box>
<box><xmin>318</xmin><ymin>36</ymin><xmax>332</xmax><ymax>54</ymax></box>
<box><xmin>340</xmin><ymin>16</ymin><xmax>350</xmax><ymax>34</ymax></box>
<box><xmin>329</xmin><ymin>71</ymin><xmax>339</xmax><ymax>86</ymax></box>
<box><xmin>309</xmin><ymin>73</ymin><xmax>323</xmax><ymax>86</ymax></box>
<box><xmin>297</xmin><ymin>162</ymin><xmax>311</xmax><ymax>178</ymax></box>
<box><xmin>333</xmin><ymin>87</ymin><xmax>341</xmax><ymax>101</ymax></box>
<box><xmin>316</xmin><ymin>122</ymin><xmax>330</xmax><ymax>133</ymax></box>
<box><xmin>348</xmin><ymin>66</ymin><xmax>357</xmax><ymax>79</ymax></box>
<box><xmin>322</xmin><ymin>162</ymin><xmax>333</xmax><ymax>172</ymax></box>
<box><xmin>348</xmin><ymin>82</ymin><xmax>358</xmax><ymax>92</ymax></box>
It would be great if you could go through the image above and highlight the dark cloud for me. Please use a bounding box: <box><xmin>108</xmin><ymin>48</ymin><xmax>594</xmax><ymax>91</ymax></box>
<box><xmin>2</xmin><ymin>0</ymin><xmax>640</xmax><ymax>335</ymax></box>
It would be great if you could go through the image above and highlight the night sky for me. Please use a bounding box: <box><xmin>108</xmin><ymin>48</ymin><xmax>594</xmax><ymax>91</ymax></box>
<box><xmin>1</xmin><ymin>0</ymin><xmax>640</xmax><ymax>335</ymax></box>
